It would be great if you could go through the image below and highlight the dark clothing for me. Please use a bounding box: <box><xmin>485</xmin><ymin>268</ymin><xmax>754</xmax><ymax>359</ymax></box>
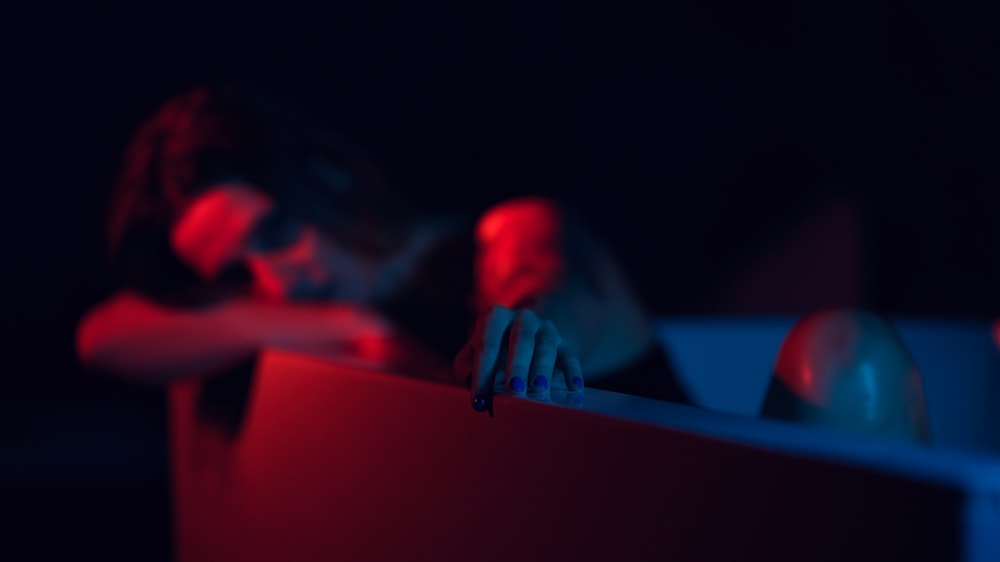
<box><xmin>373</xmin><ymin>219</ymin><xmax>479</xmax><ymax>363</ymax></box>
<box><xmin>116</xmin><ymin>226</ymin><xmax>255</xmax><ymax>309</ymax></box>
<box><xmin>587</xmin><ymin>344</ymin><xmax>693</xmax><ymax>405</ymax></box>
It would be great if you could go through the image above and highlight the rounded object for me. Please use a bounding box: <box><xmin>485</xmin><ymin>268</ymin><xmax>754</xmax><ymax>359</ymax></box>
<box><xmin>760</xmin><ymin>309</ymin><xmax>931</xmax><ymax>444</ymax></box>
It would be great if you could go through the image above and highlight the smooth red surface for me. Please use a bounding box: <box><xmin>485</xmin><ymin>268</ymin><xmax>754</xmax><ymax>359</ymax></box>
<box><xmin>170</xmin><ymin>349</ymin><xmax>960</xmax><ymax>562</ymax></box>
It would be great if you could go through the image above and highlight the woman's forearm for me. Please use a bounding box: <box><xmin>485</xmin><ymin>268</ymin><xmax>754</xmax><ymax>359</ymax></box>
<box><xmin>76</xmin><ymin>292</ymin><xmax>269</xmax><ymax>384</ymax></box>
<box><xmin>76</xmin><ymin>292</ymin><xmax>393</xmax><ymax>384</ymax></box>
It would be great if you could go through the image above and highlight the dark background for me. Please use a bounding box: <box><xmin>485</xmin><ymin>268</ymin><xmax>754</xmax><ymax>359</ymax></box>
<box><xmin>2</xmin><ymin>1</ymin><xmax>998</xmax><ymax>559</ymax></box>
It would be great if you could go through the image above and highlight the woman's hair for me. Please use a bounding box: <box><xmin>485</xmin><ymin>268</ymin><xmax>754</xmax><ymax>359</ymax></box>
<box><xmin>107</xmin><ymin>85</ymin><xmax>416</xmax><ymax>303</ymax></box>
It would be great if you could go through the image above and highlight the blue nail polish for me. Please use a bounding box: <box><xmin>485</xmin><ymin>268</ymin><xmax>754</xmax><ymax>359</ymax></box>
<box><xmin>472</xmin><ymin>394</ymin><xmax>488</xmax><ymax>412</ymax></box>
<box><xmin>572</xmin><ymin>376</ymin><xmax>584</xmax><ymax>388</ymax></box>
<box><xmin>510</xmin><ymin>377</ymin><xmax>526</xmax><ymax>393</ymax></box>
<box><xmin>534</xmin><ymin>376</ymin><xmax>548</xmax><ymax>390</ymax></box>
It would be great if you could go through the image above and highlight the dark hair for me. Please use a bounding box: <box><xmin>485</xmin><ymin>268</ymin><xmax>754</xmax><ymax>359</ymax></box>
<box><xmin>107</xmin><ymin>85</ymin><xmax>416</xmax><ymax>304</ymax></box>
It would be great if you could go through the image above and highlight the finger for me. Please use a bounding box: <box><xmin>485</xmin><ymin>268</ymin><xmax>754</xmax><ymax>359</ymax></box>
<box><xmin>471</xmin><ymin>306</ymin><xmax>517</xmax><ymax>409</ymax></box>
<box><xmin>505</xmin><ymin>309</ymin><xmax>541</xmax><ymax>396</ymax></box>
<box><xmin>492</xmin><ymin>368</ymin><xmax>508</xmax><ymax>394</ymax></box>
<box><xmin>556</xmin><ymin>343</ymin><xmax>584</xmax><ymax>393</ymax></box>
<box><xmin>527</xmin><ymin>320</ymin><xmax>559</xmax><ymax>400</ymax></box>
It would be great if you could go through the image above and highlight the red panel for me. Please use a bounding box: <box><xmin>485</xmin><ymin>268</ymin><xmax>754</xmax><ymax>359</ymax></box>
<box><xmin>170</xmin><ymin>350</ymin><xmax>960</xmax><ymax>562</ymax></box>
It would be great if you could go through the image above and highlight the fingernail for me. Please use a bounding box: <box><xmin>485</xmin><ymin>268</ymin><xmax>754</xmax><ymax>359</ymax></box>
<box><xmin>534</xmin><ymin>376</ymin><xmax>548</xmax><ymax>390</ymax></box>
<box><xmin>572</xmin><ymin>376</ymin><xmax>584</xmax><ymax>388</ymax></box>
<box><xmin>472</xmin><ymin>394</ymin><xmax>488</xmax><ymax>412</ymax></box>
<box><xmin>510</xmin><ymin>377</ymin><xmax>526</xmax><ymax>393</ymax></box>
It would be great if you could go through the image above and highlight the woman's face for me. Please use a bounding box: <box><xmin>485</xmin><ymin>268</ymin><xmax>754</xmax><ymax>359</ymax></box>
<box><xmin>169</xmin><ymin>183</ymin><xmax>376</xmax><ymax>302</ymax></box>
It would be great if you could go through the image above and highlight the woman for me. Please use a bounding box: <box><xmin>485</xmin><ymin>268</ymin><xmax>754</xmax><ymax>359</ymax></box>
<box><xmin>76</xmin><ymin>85</ymin><xmax>692</xmax><ymax>410</ymax></box>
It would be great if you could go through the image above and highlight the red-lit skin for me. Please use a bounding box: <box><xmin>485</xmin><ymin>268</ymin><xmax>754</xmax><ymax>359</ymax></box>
<box><xmin>993</xmin><ymin>320</ymin><xmax>1000</xmax><ymax>350</ymax></box>
<box><xmin>474</xmin><ymin>198</ymin><xmax>565</xmax><ymax>311</ymax></box>
<box><xmin>78</xmin><ymin>183</ymin><xmax>440</xmax><ymax>382</ymax></box>
<box><xmin>769</xmin><ymin>309</ymin><xmax>931</xmax><ymax>443</ymax></box>
<box><xmin>455</xmin><ymin>197</ymin><xmax>655</xmax><ymax>402</ymax></box>
<box><xmin>169</xmin><ymin>183</ymin><xmax>378</xmax><ymax>303</ymax></box>
<box><xmin>76</xmin><ymin>291</ymin><xmax>399</xmax><ymax>381</ymax></box>
<box><xmin>78</xmin><ymin>188</ymin><xmax>652</xmax><ymax>402</ymax></box>
<box><xmin>458</xmin><ymin>198</ymin><xmax>578</xmax><ymax>400</ymax></box>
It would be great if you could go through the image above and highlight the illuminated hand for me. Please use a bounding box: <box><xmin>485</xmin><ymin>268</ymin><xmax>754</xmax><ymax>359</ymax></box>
<box><xmin>454</xmin><ymin>305</ymin><xmax>584</xmax><ymax>413</ymax></box>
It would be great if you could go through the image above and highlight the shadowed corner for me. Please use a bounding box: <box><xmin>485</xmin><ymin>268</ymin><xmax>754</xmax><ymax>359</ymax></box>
<box><xmin>195</xmin><ymin>358</ymin><xmax>258</xmax><ymax>439</ymax></box>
